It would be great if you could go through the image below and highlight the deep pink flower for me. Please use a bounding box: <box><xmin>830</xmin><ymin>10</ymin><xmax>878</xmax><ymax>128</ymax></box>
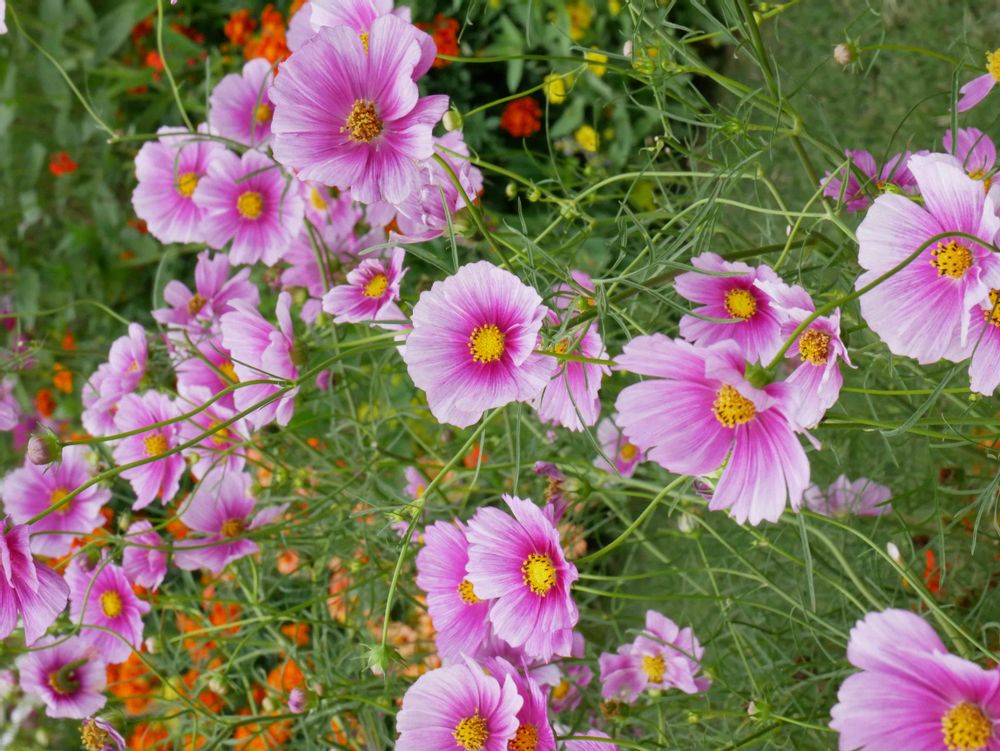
<box><xmin>598</xmin><ymin>610</ymin><xmax>709</xmax><ymax>704</ymax></box>
<box><xmin>956</xmin><ymin>49</ymin><xmax>1000</xmax><ymax>112</ymax></box>
<box><xmin>270</xmin><ymin>14</ymin><xmax>449</xmax><ymax>204</ymax></box>
<box><xmin>396</xmin><ymin>662</ymin><xmax>523</xmax><ymax>751</ymax></box>
<box><xmin>1</xmin><ymin>445</ymin><xmax>110</xmax><ymax>556</ymax></box>
<box><xmin>219</xmin><ymin>291</ymin><xmax>299</xmax><ymax>429</ymax></box>
<box><xmin>945</xmin><ymin>127</ymin><xmax>997</xmax><ymax>181</ymax></box>
<box><xmin>193</xmin><ymin>148</ymin><xmax>304</xmax><ymax>266</ymax></box>
<box><xmin>107</xmin><ymin>323</ymin><xmax>148</xmax><ymax>393</ymax></box>
<box><xmin>15</xmin><ymin>636</ymin><xmax>107</xmax><ymax>719</ymax></box>
<box><xmin>416</xmin><ymin>520</ymin><xmax>492</xmax><ymax>660</ymax></box>
<box><xmin>122</xmin><ymin>520</ymin><xmax>168</xmax><ymax>591</ymax></box>
<box><xmin>856</xmin><ymin>153</ymin><xmax>1000</xmax><ymax>364</ymax></box>
<box><xmin>615</xmin><ymin>336</ymin><xmax>809</xmax><ymax>525</ymax></box>
<box><xmin>81</xmin><ymin>365</ymin><xmax>120</xmax><ymax>438</ymax></box>
<box><xmin>482</xmin><ymin>657</ymin><xmax>556</xmax><ymax>751</ymax></box>
<box><xmin>174</xmin><ymin>337</ymin><xmax>239</xmax><ymax>412</ymax></box>
<box><xmin>0</xmin><ymin>518</ymin><xmax>68</xmax><ymax>645</ymax></box>
<box><xmin>66</xmin><ymin>557</ymin><xmax>150</xmax><ymax>664</ymax></box>
<box><xmin>132</xmin><ymin>126</ymin><xmax>225</xmax><ymax>245</ymax></box>
<box><xmin>403</xmin><ymin>261</ymin><xmax>553</xmax><ymax>428</ymax></box>
<box><xmin>209</xmin><ymin>58</ymin><xmax>275</xmax><ymax>148</ymax></box>
<box><xmin>177</xmin><ymin>385</ymin><xmax>249</xmax><ymax>478</ymax></box>
<box><xmin>174</xmin><ymin>469</ymin><xmax>286</xmax><ymax>574</ymax></box>
<box><xmin>804</xmin><ymin>475</ymin><xmax>891</xmax><ymax>517</ymax></box>
<box><xmin>821</xmin><ymin>149</ymin><xmax>920</xmax><ymax>213</ymax></box>
<box><xmin>152</xmin><ymin>251</ymin><xmax>259</xmax><ymax>340</ymax></box>
<box><xmin>466</xmin><ymin>495</ymin><xmax>579</xmax><ymax>662</ymax></box>
<box><xmin>831</xmin><ymin>609</ymin><xmax>1000</xmax><ymax>751</ymax></box>
<box><xmin>322</xmin><ymin>247</ymin><xmax>406</xmax><ymax>323</ymax></box>
<box><xmin>0</xmin><ymin>376</ymin><xmax>20</xmax><ymax>430</ymax></box>
<box><xmin>111</xmin><ymin>391</ymin><xmax>184</xmax><ymax>510</ymax></box>
<box><xmin>592</xmin><ymin>413</ymin><xmax>644</xmax><ymax>477</ymax></box>
<box><xmin>675</xmin><ymin>253</ymin><xmax>800</xmax><ymax>364</ymax></box>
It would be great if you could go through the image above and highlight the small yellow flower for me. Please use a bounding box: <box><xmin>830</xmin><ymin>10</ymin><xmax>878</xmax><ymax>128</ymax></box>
<box><xmin>566</xmin><ymin>0</ymin><xmax>593</xmax><ymax>41</ymax></box>
<box><xmin>574</xmin><ymin>125</ymin><xmax>599</xmax><ymax>153</ymax></box>
<box><xmin>544</xmin><ymin>73</ymin><xmax>570</xmax><ymax>105</ymax></box>
<box><xmin>585</xmin><ymin>48</ymin><xmax>608</xmax><ymax>77</ymax></box>
<box><xmin>608</xmin><ymin>0</ymin><xmax>621</xmax><ymax>14</ymax></box>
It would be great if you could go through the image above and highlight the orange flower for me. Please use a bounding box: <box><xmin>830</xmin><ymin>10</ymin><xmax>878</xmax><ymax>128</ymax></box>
<box><xmin>260</xmin><ymin>4</ymin><xmax>284</xmax><ymax>32</ymax></box>
<box><xmin>208</xmin><ymin>599</ymin><xmax>242</xmax><ymax>636</ymax></box>
<box><xmin>417</xmin><ymin>14</ymin><xmax>460</xmax><ymax>69</ymax></box>
<box><xmin>499</xmin><ymin>97</ymin><xmax>543</xmax><ymax>138</ymax></box>
<box><xmin>128</xmin><ymin>217</ymin><xmax>149</xmax><ymax>234</ymax></box>
<box><xmin>48</xmin><ymin>151</ymin><xmax>78</xmax><ymax>176</ymax></box>
<box><xmin>923</xmin><ymin>548</ymin><xmax>942</xmax><ymax>594</ymax></box>
<box><xmin>463</xmin><ymin>443</ymin><xmax>487</xmax><ymax>469</ymax></box>
<box><xmin>108</xmin><ymin>651</ymin><xmax>159</xmax><ymax>716</ymax></box>
<box><xmin>35</xmin><ymin>388</ymin><xmax>56</xmax><ymax>418</ymax></box>
<box><xmin>52</xmin><ymin>363</ymin><xmax>73</xmax><ymax>394</ymax></box>
<box><xmin>130</xmin><ymin>723</ymin><xmax>170</xmax><ymax>751</ymax></box>
<box><xmin>61</xmin><ymin>331</ymin><xmax>76</xmax><ymax>351</ymax></box>
<box><xmin>225</xmin><ymin>9</ymin><xmax>257</xmax><ymax>46</ymax></box>
<box><xmin>280</xmin><ymin>622</ymin><xmax>310</xmax><ymax>648</ymax></box>
<box><xmin>277</xmin><ymin>549</ymin><xmax>301</xmax><ymax>575</ymax></box>
<box><xmin>234</xmin><ymin>711</ymin><xmax>291</xmax><ymax>751</ymax></box>
<box><xmin>267</xmin><ymin>657</ymin><xmax>305</xmax><ymax>693</ymax></box>
<box><xmin>182</xmin><ymin>663</ymin><xmax>223</xmax><ymax>713</ymax></box>
<box><xmin>144</xmin><ymin>50</ymin><xmax>164</xmax><ymax>72</ymax></box>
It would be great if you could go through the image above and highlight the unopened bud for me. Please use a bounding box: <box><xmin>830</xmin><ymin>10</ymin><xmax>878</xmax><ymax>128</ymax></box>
<box><xmin>886</xmin><ymin>541</ymin><xmax>902</xmax><ymax>564</ymax></box>
<box><xmin>833</xmin><ymin>43</ymin><xmax>854</xmax><ymax>66</ymax></box>
<box><xmin>442</xmin><ymin>109</ymin><xmax>463</xmax><ymax>132</ymax></box>
<box><xmin>27</xmin><ymin>433</ymin><xmax>61</xmax><ymax>466</ymax></box>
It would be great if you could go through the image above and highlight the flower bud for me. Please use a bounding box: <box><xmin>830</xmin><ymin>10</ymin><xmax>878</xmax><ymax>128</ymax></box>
<box><xmin>27</xmin><ymin>433</ymin><xmax>61</xmax><ymax>466</ymax></box>
<box><xmin>442</xmin><ymin>109</ymin><xmax>463</xmax><ymax>132</ymax></box>
<box><xmin>834</xmin><ymin>43</ymin><xmax>854</xmax><ymax>66</ymax></box>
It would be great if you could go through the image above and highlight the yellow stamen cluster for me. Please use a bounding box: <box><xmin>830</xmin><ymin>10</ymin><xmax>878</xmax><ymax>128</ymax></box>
<box><xmin>798</xmin><ymin>328</ymin><xmax>831</xmax><ymax>365</ymax></box>
<box><xmin>221</xmin><ymin>518</ymin><xmax>246</xmax><ymax>538</ymax></box>
<box><xmin>81</xmin><ymin>720</ymin><xmax>109</xmax><ymax>751</ymax></box>
<box><xmin>468</xmin><ymin>324</ymin><xmax>506</xmax><ymax>364</ymax></box>
<box><xmin>712</xmin><ymin>385</ymin><xmax>756</xmax><ymax>428</ymax></box>
<box><xmin>255</xmin><ymin>103</ymin><xmax>272</xmax><ymax>124</ymax></box>
<box><xmin>100</xmin><ymin>590</ymin><xmax>124</xmax><ymax>618</ymax></box>
<box><xmin>620</xmin><ymin>442</ymin><xmax>638</xmax><ymax>461</ymax></box>
<box><xmin>507</xmin><ymin>723</ymin><xmax>539</xmax><ymax>751</ymax></box>
<box><xmin>343</xmin><ymin>100</ymin><xmax>383</xmax><ymax>143</ymax></box>
<box><xmin>187</xmin><ymin>292</ymin><xmax>207</xmax><ymax>316</ymax></box>
<box><xmin>49</xmin><ymin>487</ymin><xmax>69</xmax><ymax>512</ymax></box>
<box><xmin>642</xmin><ymin>654</ymin><xmax>666</xmax><ymax>683</ymax></box>
<box><xmin>941</xmin><ymin>701</ymin><xmax>992</xmax><ymax>751</ymax></box>
<box><xmin>930</xmin><ymin>240</ymin><xmax>974</xmax><ymax>279</ymax></box>
<box><xmin>457</xmin><ymin>579</ymin><xmax>481</xmax><ymax>604</ymax></box>
<box><xmin>176</xmin><ymin>171</ymin><xmax>199</xmax><ymax>198</ymax></box>
<box><xmin>987</xmin><ymin>48</ymin><xmax>1000</xmax><ymax>83</ymax></box>
<box><xmin>144</xmin><ymin>433</ymin><xmax>168</xmax><ymax>457</ymax></box>
<box><xmin>363</xmin><ymin>273</ymin><xmax>389</xmax><ymax>298</ymax></box>
<box><xmin>237</xmin><ymin>190</ymin><xmax>264</xmax><ymax>220</ymax></box>
<box><xmin>724</xmin><ymin>288</ymin><xmax>757</xmax><ymax>320</ymax></box>
<box><xmin>521</xmin><ymin>553</ymin><xmax>557</xmax><ymax>596</ymax></box>
<box><xmin>453</xmin><ymin>713</ymin><xmax>489</xmax><ymax>751</ymax></box>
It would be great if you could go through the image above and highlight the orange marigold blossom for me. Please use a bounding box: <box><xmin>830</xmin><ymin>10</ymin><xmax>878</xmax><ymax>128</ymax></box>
<box><xmin>52</xmin><ymin>362</ymin><xmax>73</xmax><ymax>394</ymax></box>
<box><xmin>277</xmin><ymin>548</ymin><xmax>301</xmax><ymax>574</ymax></box>
<box><xmin>417</xmin><ymin>14</ymin><xmax>460</xmax><ymax>68</ymax></box>
<box><xmin>35</xmin><ymin>387</ymin><xmax>56</xmax><ymax>417</ymax></box>
<box><xmin>500</xmin><ymin>96</ymin><xmax>543</xmax><ymax>137</ymax></box>
<box><xmin>225</xmin><ymin>9</ymin><xmax>257</xmax><ymax>46</ymax></box>
<box><xmin>280</xmin><ymin>621</ymin><xmax>310</xmax><ymax>647</ymax></box>
<box><xmin>48</xmin><ymin>151</ymin><xmax>78</xmax><ymax>176</ymax></box>
<box><xmin>61</xmin><ymin>330</ymin><xmax>75</xmax><ymax>350</ymax></box>
<box><xmin>130</xmin><ymin>723</ymin><xmax>169</xmax><ymax>751</ymax></box>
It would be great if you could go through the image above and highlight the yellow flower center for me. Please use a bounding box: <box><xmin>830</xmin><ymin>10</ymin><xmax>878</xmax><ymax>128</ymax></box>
<box><xmin>554</xmin><ymin>338</ymin><xmax>570</xmax><ymax>354</ymax></box>
<box><xmin>343</xmin><ymin>99</ymin><xmax>383</xmax><ymax>143</ymax></box>
<box><xmin>176</xmin><ymin>171</ymin><xmax>199</xmax><ymax>198</ymax></box>
<box><xmin>987</xmin><ymin>48</ymin><xmax>1000</xmax><ymax>82</ymax></box>
<box><xmin>723</xmin><ymin>288</ymin><xmax>757</xmax><ymax>320</ymax></box>
<box><xmin>255</xmin><ymin>103</ymin><xmax>272</xmax><ymax>124</ymax></box>
<box><xmin>363</xmin><ymin>273</ymin><xmax>389</xmax><ymax>298</ymax></box>
<box><xmin>48</xmin><ymin>669</ymin><xmax>78</xmax><ymax>696</ymax></box>
<box><xmin>453</xmin><ymin>713</ymin><xmax>489</xmax><ymax>751</ymax></box>
<box><xmin>798</xmin><ymin>328</ymin><xmax>831</xmax><ymax>365</ymax></box>
<box><xmin>931</xmin><ymin>240</ymin><xmax>974</xmax><ymax>279</ymax></box>
<box><xmin>552</xmin><ymin>679</ymin><xmax>571</xmax><ymax>700</ymax></box>
<box><xmin>942</xmin><ymin>701</ymin><xmax>992</xmax><ymax>751</ymax></box>
<box><xmin>620</xmin><ymin>442</ymin><xmax>638</xmax><ymax>461</ymax></box>
<box><xmin>507</xmin><ymin>723</ymin><xmax>539</xmax><ymax>751</ymax></box>
<box><xmin>468</xmin><ymin>324</ymin><xmax>506</xmax><ymax>364</ymax></box>
<box><xmin>712</xmin><ymin>385</ymin><xmax>756</xmax><ymax>428</ymax></box>
<box><xmin>237</xmin><ymin>190</ymin><xmax>264</xmax><ymax>220</ymax></box>
<box><xmin>642</xmin><ymin>654</ymin><xmax>666</xmax><ymax>683</ymax></box>
<box><xmin>984</xmin><ymin>289</ymin><xmax>1000</xmax><ymax>327</ymax></box>
<box><xmin>219</xmin><ymin>361</ymin><xmax>238</xmax><ymax>383</ymax></box>
<box><xmin>457</xmin><ymin>579</ymin><xmax>481</xmax><ymax>604</ymax></box>
<box><xmin>81</xmin><ymin>720</ymin><xmax>109</xmax><ymax>751</ymax></box>
<box><xmin>208</xmin><ymin>419</ymin><xmax>230</xmax><ymax>447</ymax></box>
<box><xmin>359</xmin><ymin>31</ymin><xmax>369</xmax><ymax>54</ymax></box>
<box><xmin>521</xmin><ymin>552</ymin><xmax>557</xmax><ymax>596</ymax></box>
<box><xmin>144</xmin><ymin>433</ymin><xmax>168</xmax><ymax>457</ymax></box>
<box><xmin>309</xmin><ymin>187</ymin><xmax>328</xmax><ymax>211</ymax></box>
<box><xmin>49</xmin><ymin>487</ymin><xmax>69</xmax><ymax>512</ymax></box>
<box><xmin>221</xmin><ymin>518</ymin><xmax>246</xmax><ymax>538</ymax></box>
<box><xmin>187</xmin><ymin>292</ymin><xmax>207</xmax><ymax>316</ymax></box>
<box><xmin>100</xmin><ymin>590</ymin><xmax>124</xmax><ymax>618</ymax></box>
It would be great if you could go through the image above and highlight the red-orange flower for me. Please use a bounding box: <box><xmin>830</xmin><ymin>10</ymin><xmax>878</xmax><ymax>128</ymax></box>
<box><xmin>48</xmin><ymin>151</ymin><xmax>78</xmax><ymax>176</ymax></box>
<box><xmin>923</xmin><ymin>548</ymin><xmax>942</xmax><ymax>594</ymax></box>
<box><xmin>417</xmin><ymin>14</ymin><xmax>460</xmax><ymax>69</ymax></box>
<box><xmin>52</xmin><ymin>363</ymin><xmax>73</xmax><ymax>394</ymax></box>
<box><xmin>500</xmin><ymin>97</ymin><xmax>543</xmax><ymax>138</ymax></box>
<box><xmin>35</xmin><ymin>388</ymin><xmax>56</xmax><ymax>417</ymax></box>
<box><xmin>225</xmin><ymin>9</ymin><xmax>257</xmax><ymax>46</ymax></box>
<box><xmin>130</xmin><ymin>723</ymin><xmax>170</xmax><ymax>751</ymax></box>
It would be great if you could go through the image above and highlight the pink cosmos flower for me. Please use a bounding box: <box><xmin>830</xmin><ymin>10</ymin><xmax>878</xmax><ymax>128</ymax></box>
<box><xmin>287</xmin><ymin>2</ymin><xmax>315</xmax><ymax>51</ymax></box>
<box><xmin>956</xmin><ymin>48</ymin><xmax>1000</xmax><ymax>112</ymax></box>
<box><xmin>152</xmin><ymin>251</ymin><xmax>259</xmax><ymax>340</ymax></box>
<box><xmin>968</xmin><ymin>292</ymin><xmax>1000</xmax><ymax>395</ymax></box>
<box><xmin>288</xmin><ymin>687</ymin><xmax>306</xmax><ymax>714</ymax></box>
<box><xmin>174</xmin><ymin>337</ymin><xmax>239</xmax><ymax>412</ymax></box>
<box><xmin>122</xmin><ymin>520</ymin><xmax>168</xmax><ymax>591</ymax></box>
<box><xmin>482</xmin><ymin>657</ymin><xmax>556</xmax><ymax>751</ymax></box>
<box><xmin>532</xmin><ymin>631</ymin><xmax>592</xmax><ymax>713</ymax></box>
<box><xmin>0</xmin><ymin>376</ymin><xmax>20</xmax><ymax>430</ymax></box>
<box><xmin>598</xmin><ymin>610</ymin><xmax>709</xmax><ymax>704</ymax></box>
<box><xmin>174</xmin><ymin>469</ymin><xmax>286</xmax><ymax>574</ymax></box>
<box><xmin>219</xmin><ymin>291</ymin><xmax>299</xmax><ymax>429</ymax></box>
<box><xmin>177</xmin><ymin>386</ymin><xmax>249</xmax><ymax>478</ymax></box>
<box><xmin>830</xmin><ymin>609</ymin><xmax>1000</xmax><ymax>751</ymax></box>
<box><xmin>132</xmin><ymin>126</ymin><xmax>226</xmax><ymax>245</ymax></box>
<box><xmin>855</xmin><ymin>153</ymin><xmax>1000</xmax><ymax>365</ymax></box>
<box><xmin>307</xmin><ymin>0</ymin><xmax>435</xmax><ymax>79</ymax></box>
<box><xmin>675</xmin><ymin>253</ymin><xmax>800</xmax><ymax>364</ymax></box>
<box><xmin>533</xmin><ymin>322</ymin><xmax>608</xmax><ymax>432</ymax></box>
<box><xmin>615</xmin><ymin>336</ymin><xmax>809</xmax><ymax>525</ymax></box>
<box><xmin>403</xmin><ymin>261</ymin><xmax>553</xmax><ymax>428</ymax></box>
<box><xmin>416</xmin><ymin>520</ymin><xmax>492</xmax><ymax>660</ymax></box>
<box><xmin>111</xmin><ymin>391</ymin><xmax>184</xmax><ymax>510</ymax></box>
<box><xmin>80</xmin><ymin>718</ymin><xmax>126</xmax><ymax>751</ymax></box>
<box><xmin>821</xmin><ymin>149</ymin><xmax>919</xmax><ymax>213</ymax></box>
<box><xmin>944</xmin><ymin>127</ymin><xmax>996</xmax><ymax>187</ymax></box>
<box><xmin>593</xmin><ymin>414</ymin><xmax>644</xmax><ymax>477</ymax></box>
<box><xmin>82</xmin><ymin>365</ymin><xmax>120</xmax><ymax>437</ymax></box>
<box><xmin>1</xmin><ymin>445</ymin><xmax>110</xmax><ymax>557</ymax></box>
<box><xmin>466</xmin><ymin>495</ymin><xmax>579</xmax><ymax>662</ymax></box>
<box><xmin>270</xmin><ymin>14</ymin><xmax>449</xmax><ymax>204</ymax></box>
<box><xmin>193</xmin><ymin>148</ymin><xmax>304</xmax><ymax>266</ymax></box>
<box><xmin>66</xmin><ymin>557</ymin><xmax>150</xmax><ymax>664</ymax></box>
<box><xmin>804</xmin><ymin>475</ymin><xmax>891</xmax><ymax>517</ymax></box>
<box><xmin>756</xmin><ymin>280</ymin><xmax>851</xmax><ymax>430</ymax></box>
<box><xmin>0</xmin><ymin>518</ymin><xmax>68</xmax><ymax>644</ymax></box>
<box><xmin>209</xmin><ymin>58</ymin><xmax>276</xmax><ymax>149</ymax></box>
<box><xmin>280</xmin><ymin>229</ymin><xmax>331</xmax><ymax>324</ymax></box>
<box><xmin>564</xmin><ymin>731</ymin><xmax>618</xmax><ymax>751</ymax></box>
<box><xmin>396</xmin><ymin>662</ymin><xmax>523</xmax><ymax>751</ymax></box>
<box><xmin>322</xmin><ymin>247</ymin><xmax>406</xmax><ymax>323</ymax></box>
<box><xmin>107</xmin><ymin>323</ymin><xmax>148</xmax><ymax>393</ymax></box>
<box><xmin>392</xmin><ymin>132</ymin><xmax>485</xmax><ymax>243</ymax></box>
<box><xmin>15</xmin><ymin>636</ymin><xmax>107</xmax><ymax>719</ymax></box>
<box><xmin>404</xmin><ymin>466</ymin><xmax>427</xmax><ymax>499</ymax></box>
